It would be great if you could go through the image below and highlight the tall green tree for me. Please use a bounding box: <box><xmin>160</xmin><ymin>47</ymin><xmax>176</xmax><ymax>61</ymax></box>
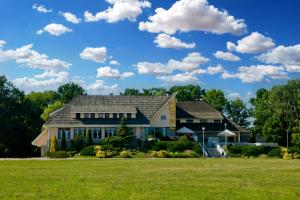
<box><xmin>121</xmin><ymin>88</ymin><xmax>140</xmax><ymax>96</ymax></box>
<box><xmin>115</xmin><ymin>117</ymin><xmax>134</xmax><ymax>148</ymax></box>
<box><xmin>225</xmin><ymin>98</ymin><xmax>250</xmax><ymax>129</ymax></box>
<box><xmin>57</xmin><ymin>83</ymin><xmax>85</xmax><ymax>103</ymax></box>
<box><xmin>251</xmin><ymin>79</ymin><xmax>300</xmax><ymax>145</ymax></box>
<box><xmin>169</xmin><ymin>85</ymin><xmax>205</xmax><ymax>101</ymax></box>
<box><xmin>41</xmin><ymin>101</ymin><xmax>64</xmax><ymax>121</ymax></box>
<box><xmin>142</xmin><ymin>87</ymin><xmax>167</xmax><ymax>96</ymax></box>
<box><xmin>204</xmin><ymin>89</ymin><xmax>228</xmax><ymax>112</ymax></box>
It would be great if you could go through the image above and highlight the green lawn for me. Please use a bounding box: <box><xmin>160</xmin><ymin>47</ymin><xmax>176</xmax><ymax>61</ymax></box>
<box><xmin>0</xmin><ymin>158</ymin><xmax>299</xmax><ymax>200</ymax></box>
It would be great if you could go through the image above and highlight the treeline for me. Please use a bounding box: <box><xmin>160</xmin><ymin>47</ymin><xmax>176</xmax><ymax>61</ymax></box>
<box><xmin>0</xmin><ymin>75</ymin><xmax>299</xmax><ymax>157</ymax></box>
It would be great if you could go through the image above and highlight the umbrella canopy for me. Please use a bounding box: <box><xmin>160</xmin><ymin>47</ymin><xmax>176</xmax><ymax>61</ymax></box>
<box><xmin>217</xmin><ymin>129</ymin><xmax>237</xmax><ymax>137</ymax></box>
<box><xmin>176</xmin><ymin>127</ymin><xmax>194</xmax><ymax>134</ymax></box>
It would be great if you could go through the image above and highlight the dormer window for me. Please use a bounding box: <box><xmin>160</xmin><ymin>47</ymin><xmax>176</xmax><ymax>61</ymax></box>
<box><xmin>98</xmin><ymin>113</ymin><xmax>103</xmax><ymax>118</ymax></box>
<box><xmin>84</xmin><ymin>113</ymin><xmax>89</xmax><ymax>118</ymax></box>
<box><xmin>113</xmin><ymin>113</ymin><xmax>118</xmax><ymax>118</ymax></box>
<box><xmin>76</xmin><ymin>113</ymin><xmax>80</xmax><ymax>119</ymax></box>
<box><xmin>105</xmin><ymin>113</ymin><xmax>109</xmax><ymax>118</ymax></box>
<box><xmin>90</xmin><ymin>113</ymin><xmax>95</xmax><ymax>118</ymax></box>
<box><xmin>127</xmin><ymin>113</ymin><xmax>131</xmax><ymax>119</ymax></box>
<box><xmin>119</xmin><ymin>113</ymin><xmax>123</xmax><ymax>118</ymax></box>
<box><xmin>187</xmin><ymin>119</ymin><xmax>193</xmax><ymax>123</ymax></box>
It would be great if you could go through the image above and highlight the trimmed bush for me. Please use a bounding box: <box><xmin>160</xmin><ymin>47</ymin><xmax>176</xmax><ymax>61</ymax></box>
<box><xmin>80</xmin><ymin>145</ymin><xmax>96</xmax><ymax>156</ymax></box>
<box><xmin>150</xmin><ymin>150</ymin><xmax>168</xmax><ymax>158</ymax></box>
<box><xmin>120</xmin><ymin>150</ymin><xmax>131</xmax><ymax>158</ymax></box>
<box><xmin>49</xmin><ymin>151</ymin><xmax>70</xmax><ymax>158</ymax></box>
<box><xmin>228</xmin><ymin>145</ymin><xmax>272</xmax><ymax>157</ymax></box>
<box><xmin>268</xmin><ymin>148</ymin><xmax>282</xmax><ymax>158</ymax></box>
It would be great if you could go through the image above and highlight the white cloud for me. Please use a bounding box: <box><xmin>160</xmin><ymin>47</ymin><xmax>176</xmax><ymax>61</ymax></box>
<box><xmin>0</xmin><ymin>40</ymin><xmax>6</xmax><ymax>48</ymax></box>
<box><xmin>59</xmin><ymin>12</ymin><xmax>81</xmax><ymax>24</ymax></box>
<box><xmin>109</xmin><ymin>60</ymin><xmax>120</xmax><ymax>65</ymax></box>
<box><xmin>87</xmin><ymin>80</ymin><xmax>118</xmax><ymax>94</ymax></box>
<box><xmin>221</xmin><ymin>65</ymin><xmax>288</xmax><ymax>83</ymax></box>
<box><xmin>139</xmin><ymin>0</ymin><xmax>247</xmax><ymax>35</ymax></box>
<box><xmin>214</xmin><ymin>51</ymin><xmax>240</xmax><ymax>61</ymax></box>
<box><xmin>0</xmin><ymin>44</ymin><xmax>71</xmax><ymax>70</ymax></box>
<box><xmin>257</xmin><ymin>44</ymin><xmax>300</xmax><ymax>67</ymax></box>
<box><xmin>226</xmin><ymin>41</ymin><xmax>235</xmax><ymax>52</ymax></box>
<box><xmin>13</xmin><ymin>71</ymin><xmax>69</xmax><ymax>89</ymax></box>
<box><xmin>32</xmin><ymin>4</ymin><xmax>52</xmax><ymax>13</ymax></box>
<box><xmin>230</xmin><ymin>32</ymin><xmax>275</xmax><ymax>53</ymax></box>
<box><xmin>157</xmin><ymin>73</ymin><xmax>199</xmax><ymax>85</ymax></box>
<box><xmin>154</xmin><ymin>34</ymin><xmax>195</xmax><ymax>49</ymax></box>
<box><xmin>285</xmin><ymin>65</ymin><xmax>300</xmax><ymax>73</ymax></box>
<box><xmin>97</xmin><ymin>66</ymin><xmax>134</xmax><ymax>79</ymax></box>
<box><xmin>80</xmin><ymin>47</ymin><xmax>107</xmax><ymax>63</ymax></box>
<box><xmin>192</xmin><ymin>64</ymin><xmax>224</xmax><ymax>75</ymax></box>
<box><xmin>84</xmin><ymin>0</ymin><xmax>151</xmax><ymax>23</ymax></box>
<box><xmin>136</xmin><ymin>52</ymin><xmax>209</xmax><ymax>75</ymax></box>
<box><xmin>37</xmin><ymin>23</ymin><xmax>72</xmax><ymax>36</ymax></box>
<box><xmin>227</xmin><ymin>92</ymin><xmax>240</xmax><ymax>99</ymax></box>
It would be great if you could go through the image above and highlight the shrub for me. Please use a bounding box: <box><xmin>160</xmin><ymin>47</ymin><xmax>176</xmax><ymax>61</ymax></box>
<box><xmin>94</xmin><ymin>145</ymin><xmax>114</xmax><ymax>158</ymax></box>
<box><xmin>49</xmin><ymin>150</ymin><xmax>70</xmax><ymax>158</ymax></box>
<box><xmin>183</xmin><ymin>150</ymin><xmax>201</xmax><ymax>158</ymax></box>
<box><xmin>268</xmin><ymin>148</ymin><xmax>282</xmax><ymax>158</ymax></box>
<box><xmin>73</xmin><ymin>134</ymin><xmax>84</xmax><ymax>151</ymax></box>
<box><xmin>228</xmin><ymin>145</ymin><xmax>268</xmax><ymax>157</ymax></box>
<box><xmin>68</xmin><ymin>151</ymin><xmax>77</xmax><ymax>157</ymax></box>
<box><xmin>50</xmin><ymin>136</ymin><xmax>57</xmax><ymax>153</ymax></box>
<box><xmin>86</xmin><ymin>129</ymin><xmax>93</xmax><ymax>146</ymax></box>
<box><xmin>80</xmin><ymin>145</ymin><xmax>96</xmax><ymax>156</ymax></box>
<box><xmin>150</xmin><ymin>150</ymin><xmax>168</xmax><ymax>158</ymax></box>
<box><xmin>281</xmin><ymin>148</ymin><xmax>293</xmax><ymax>160</ymax></box>
<box><xmin>120</xmin><ymin>150</ymin><xmax>132</xmax><ymax>158</ymax></box>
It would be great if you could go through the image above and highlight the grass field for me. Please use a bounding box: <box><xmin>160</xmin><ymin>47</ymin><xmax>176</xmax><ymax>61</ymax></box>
<box><xmin>0</xmin><ymin>158</ymin><xmax>299</xmax><ymax>200</ymax></box>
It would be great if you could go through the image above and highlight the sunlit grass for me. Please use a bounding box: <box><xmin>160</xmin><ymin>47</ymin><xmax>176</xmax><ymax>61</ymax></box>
<box><xmin>0</xmin><ymin>158</ymin><xmax>299</xmax><ymax>200</ymax></box>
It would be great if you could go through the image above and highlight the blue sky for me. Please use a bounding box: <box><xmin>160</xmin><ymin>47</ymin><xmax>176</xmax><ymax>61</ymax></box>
<box><xmin>0</xmin><ymin>0</ymin><xmax>299</xmax><ymax>100</ymax></box>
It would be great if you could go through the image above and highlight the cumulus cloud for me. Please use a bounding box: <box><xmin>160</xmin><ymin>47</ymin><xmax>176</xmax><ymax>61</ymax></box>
<box><xmin>136</xmin><ymin>52</ymin><xmax>209</xmax><ymax>75</ymax></box>
<box><xmin>213</xmin><ymin>51</ymin><xmax>240</xmax><ymax>61</ymax></box>
<box><xmin>154</xmin><ymin>34</ymin><xmax>195</xmax><ymax>49</ymax></box>
<box><xmin>221</xmin><ymin>65</ymin><xmax>288</xmax><ymax>83</ymax></box>
<box><xmin>0</xmin><ymin>44</ymin><xmax>71</xmax><ymax>70</ymax></box>
<box><xmin>157</xmin><ymin>73</ymin><xmax>199</xmax><ymax>85</ymax></box>
<box><xmin>97</xmin><ymin>66</ymin><xmax>134</xmax><ymax>79</ymax></box>
<box><xmin>87</xmin><ymin>80</ymin><xmax>118</xmax><ymax>94</ymax></box>
<box><xmin>80</xmin><ymin>47</ymin><xmax>107</xmax><ymax>63</ymax></box>
<box><xmin>257</xmin><ymin>44</ymin><xmax>300</xmax><ymax>68</ymax></box>
<box><xmin>109</xmin><ymin>60</ymin><xmax>120</xmax><ymax>65</ymax></box>
<box><xmin>37</xmin><ymin>23</ymin><xmax>72</xmax><ymax>36</ymax></box>
<box><xmin>139</xmin><ymin>0</ymin><xmax>247</xmax><ymax>35</ymax></box>
<box><xmin>229</xmin><ymin>32</ymin><xmax>275</xmax><ymax>53</ymax></box>
<box><xmin>13</xmin><ymin>70</ymin><xmax>69</xmax><ymax>90</ymax></box>
<box><xmin>192</xmin><ymin>64</ymin><xmax>225</xmax><ymax>75</ymax></box>
<box><xmin>59</xmin><ymin>12</ymin><xmax>82</xmax><ymax>24</ymax></box>
<box><xmin>0</xmin><ymin>40</ymin><xmax>6</xmax><ymax>48</ymax></box>
<box><xmin>227</xmin><ymin>92</ymin><xmax>240</xmax><ymax>99</ymax></box>
<box><xmin>285</xmin><ymin>65</ymin><xmax>300</xmax><ymax>73</ymax></box>
<box><xmin>32</xmin><ymin>4</ymin><xmax>52</xmax><ymax>13</ymax></box>
<box><xmin>84</xmin><ymin>0</ymin><xmax>151</xmax><ymax>23</ymax></box>
<box><xmin>226</xmin><ymin>41</ymin><xmax>235</xmax><ymax>52</ymax></box>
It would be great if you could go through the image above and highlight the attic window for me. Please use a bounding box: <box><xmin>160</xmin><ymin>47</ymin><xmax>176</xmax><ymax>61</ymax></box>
<box><xmin>113</xmin><ymin>113</ymin><xmax>118</xmax><ymax>118</ymax></box>
<box><xmin>186</xmin><ymin>119</ymin><xmax>193</xmax><ymax>123</ymax></box>
<box><xmin>214</xmin><ymin>119</ymin><xmax>221</xmax><ymax>123</ymax></box>
<box><xmin>160</xmin><ymin>115</ymin><xmax>167</xmax><ymax>120</ymax></box>
<box><xmin>76</xmin><ymin>113</ymin><xmax>80</xmax><ymax>119</ymax></box>
<box><xmin>84</xmin><ymin>113</ymin><xmax>89</xmax><ymax>118</ymax></box>
<box><xmin>127</xmin><ymin>113</ymin><xmax>132</xmax><ymax>119</ymax></box>
<box><xmin>98</xmin><ymin>113</ymin><xmax>103</xmax><ymax>118</ymax></box>
<box><xmin>90</xmin><ymin>113</ymin><xmax>95</xmax><ymax>118</ymax></box>
<box><xmin>105</xmin><ymin>113</ymin><xmax>109</xmax><ymax>118</ymax></box>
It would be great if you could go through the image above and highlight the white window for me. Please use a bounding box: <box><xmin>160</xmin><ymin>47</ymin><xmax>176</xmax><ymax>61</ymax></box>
<box><xmin>160</xmin><ymin>115</ymin><xmax>167</xmax><ymax>120</ymax></box>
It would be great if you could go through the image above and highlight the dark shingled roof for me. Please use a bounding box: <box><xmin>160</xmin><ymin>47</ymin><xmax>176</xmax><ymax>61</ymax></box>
<box><xmin>45</xmin><ymin>95</ymin><xmax>171</xmax><ymax>126</ymax></box>
<box><xmin>176</xmin><ymin>101</ymin><xmax>223</xmax><ymax>119</ymax></box>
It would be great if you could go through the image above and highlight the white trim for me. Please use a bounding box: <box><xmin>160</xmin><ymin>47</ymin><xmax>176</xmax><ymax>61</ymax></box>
<box><xmin>44</xmin><ymin>124</ymin><xmax>151</xmax><ymax>128</ymax></box>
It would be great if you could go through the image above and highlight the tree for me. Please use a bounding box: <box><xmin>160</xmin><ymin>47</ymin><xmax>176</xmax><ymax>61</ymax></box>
<box><xmin>251</xmin><ymin>79</ymin><xmax>300</xmax><ymax>145</ymax></box>
<box><xmin>73</xmin><ymin>134</ymin><xmax>83</xmax><ymax>151</ymax></box>
<box><xmin>121</xmin><ymin>88</ymin><xmax>140</xmax><ymax>96</ymax></box>
<box><xmin>41</xmin><ymin>101</ymin><xmax>64</xmax><ymax>121</ymax></box>
<box><xmin>61</xmin><ymin>131</ymin><xmax>67</xmax><ymax>150</ymax></box>
<box><xmin>57</xmin><ymin>82</ymin><xmax>85</xmax><ymax>103</ymax></box>
<box><xmin>50</xmin><ymin>136</ymin><xmax>57</xmax><ymax>153</ymax></box>
<box><xmin>86</xmin><ymin>129</ymin><xmax>93</xmax><ymax>146</ymax></box>
<box><xmin>115</xmin><ymin>117</ymin><xmax>134</xmax><ymax>148</ymax></box>
<box><xmin>225</xmin><ymin>98</ymin><xmax>250</xmax><ymax>129</ymax></box>
<box><xmin>204</xmin><ymin>89</ymin><xmax>228</xmax><ymax>112</ymax></box>
<box><xmin>142</xmin><ymin>87</ymin><xmax>167</xmax><ymax>96</ymax></box>
<box><xmin>169</xmin><ymin>85</ymin><xmax>205</xmax><ymax>101</ymax></box>
<box><xmin>0</xmin><ymin>76</ymin><xmax>40</xmax><ymax>157</ymax></box>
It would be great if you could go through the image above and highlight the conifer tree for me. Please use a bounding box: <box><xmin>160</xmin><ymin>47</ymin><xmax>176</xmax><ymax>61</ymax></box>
<box><xmin>86</xmin><ymin>129</ymin><xmax>93</xmax><ymax>146</ymax></box>
<box><xmin>50</xmin><ymin>136</ymin><xmax>57</xmax><ymax>153</ymax></box>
